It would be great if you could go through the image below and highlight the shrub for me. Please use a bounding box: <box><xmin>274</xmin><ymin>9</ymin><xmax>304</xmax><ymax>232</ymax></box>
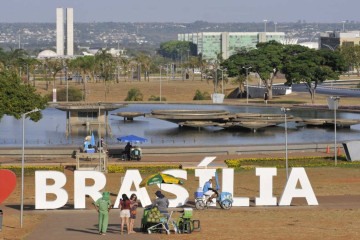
<box><xmin>193</xmin><ymin>89</ymin><xmax>211</xmax><ymax>100</ymax></box>
<box><xmin>148</xmin><ymin>95</ymin><xmax>166</xmax><ymax>101</ymax></box>
<box><xmin>125</xmin><ymin>88</ymin><xmax>143</xmax><ymax>101</ymax></box>
<box><xmin>46</xmin><ymin>87</ymin><xmax>83</xmax><ymax>101</ymax></box>
<box><xmin>107</xmin><ymin>164</ymin><xmax>179</xmax><ymax>173</ymax></box>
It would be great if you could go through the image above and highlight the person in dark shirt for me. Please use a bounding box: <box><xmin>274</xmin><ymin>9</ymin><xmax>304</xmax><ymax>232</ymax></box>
<box><xmin>124</xmin><ymin>142</ymin><xmax>132</xmax><ymax>160</ymax></box>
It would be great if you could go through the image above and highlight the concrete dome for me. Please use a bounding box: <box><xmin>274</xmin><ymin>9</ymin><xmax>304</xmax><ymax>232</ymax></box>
<box><xmin>37</xmin><ymin>50</ymin><xmax>57</xmax><ymax>58</ymax></box>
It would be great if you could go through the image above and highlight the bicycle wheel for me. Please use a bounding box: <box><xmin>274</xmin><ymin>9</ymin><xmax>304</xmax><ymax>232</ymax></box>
<box><xmin>220</xmin><ymin>199</ymin><xmax>232</xmax><ymax>210</ymax></box>
<box><xmin>195</xmin><ymin>200</ymin><xmax>206</xmax><ymax>210</ymax></box>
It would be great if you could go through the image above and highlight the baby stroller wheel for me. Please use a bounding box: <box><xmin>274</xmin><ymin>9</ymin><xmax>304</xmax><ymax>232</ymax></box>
<box><xmin>195</xmin><ymin>200</ymin><xmax>205</xmax><ymax>210</ymax></box>
<box><xmin>220</xmin><ymin>199</ymin><xmax>232</xmax><ymax>210</ymax></box>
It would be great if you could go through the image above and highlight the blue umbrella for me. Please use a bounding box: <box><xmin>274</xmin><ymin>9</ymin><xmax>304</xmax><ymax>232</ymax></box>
<box><xmin>117</xmin><ymin>134</ymin><xmax>148</xmax><ymax>144</ymax></box>
<box><xmin>90</xmin><ymin>132</ymin><xmax>96</xmax><ymax>146</ymax></box>
<box><xmin>215</xmin><ymin>170</ymin><xmax>220</xmax><ymax>191</ymax></box>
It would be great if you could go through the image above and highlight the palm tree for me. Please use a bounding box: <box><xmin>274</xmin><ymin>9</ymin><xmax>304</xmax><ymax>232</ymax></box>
<box><xmin>46</xmin><ymin>58</ymin><xmax>63</xmax><ymax>90</ymax></box>
<box><xmin>135</xmin><ymin>53</ymin><xmax>152</xmax><ymax>81</ymax></box>
<box><xmin>95</xmin><ymin>49</ymin><xmax>115</xmax><ymax>82</ymax></box>
<box><xmin>69</xmin><ymin>56</ymin><xmax>96</xmax><ymax>101</ymax></box>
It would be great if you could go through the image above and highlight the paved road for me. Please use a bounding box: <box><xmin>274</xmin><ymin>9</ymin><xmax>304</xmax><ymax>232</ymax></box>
<box><xmin>292</xmin><ymin>83</ymin><xmax>360</xmax><ymax>97</ymax></box>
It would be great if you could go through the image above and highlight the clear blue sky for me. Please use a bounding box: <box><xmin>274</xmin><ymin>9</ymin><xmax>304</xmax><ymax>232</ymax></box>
<box><xmin>0</xmin><ymin>0</ymin><xmax>359</xmax><ymax>23</ymax></box>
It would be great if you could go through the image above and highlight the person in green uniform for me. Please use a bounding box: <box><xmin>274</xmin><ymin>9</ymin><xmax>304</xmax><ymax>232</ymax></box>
<box><xmin>93</xmin><ymin>191</ymin><xmax>112</xmax><ymax>235</ymax></box>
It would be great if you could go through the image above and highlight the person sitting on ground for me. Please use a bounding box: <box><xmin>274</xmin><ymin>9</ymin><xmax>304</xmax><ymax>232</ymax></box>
<box><xmin>124</xmin><ymin>142</ymin><xmax>132</xmax><ymax>159</ymax></box>
<box><xmin>203</xmin><ymin>178</ymin><xmax>218</xmax><ymax>204</ymax></box>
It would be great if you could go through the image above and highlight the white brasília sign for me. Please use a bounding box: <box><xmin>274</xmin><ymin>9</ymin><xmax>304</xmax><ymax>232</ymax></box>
<box><xmin>35</xmin><ymin>167</ymin><xmax>318</xmax><ymax>209</ymax></box>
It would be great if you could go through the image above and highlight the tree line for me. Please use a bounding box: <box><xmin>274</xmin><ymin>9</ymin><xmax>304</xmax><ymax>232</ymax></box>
<box><xmin>1</xmin><ymin>40</ymin><xmax>359</xmax><ymax>121</ymax></box>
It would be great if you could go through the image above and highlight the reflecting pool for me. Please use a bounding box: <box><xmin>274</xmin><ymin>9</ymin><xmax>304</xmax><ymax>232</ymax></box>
<box><xmin>1</xmin><ymin>104</ymin><xmax>360</xmax><ymax>147</ymax></box>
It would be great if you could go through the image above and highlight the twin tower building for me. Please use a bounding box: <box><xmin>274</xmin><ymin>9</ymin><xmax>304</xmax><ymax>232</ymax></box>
<box><xmin>56</xmin><ymin>8</ymin><xmax>73</xmax><ymax>56</ymax></box>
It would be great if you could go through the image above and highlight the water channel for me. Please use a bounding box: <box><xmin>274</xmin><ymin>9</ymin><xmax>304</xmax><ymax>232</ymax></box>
<box><xmin>1</xmin><ymin>104</ymin><xmax>360</xmax><ymax>147</ymax></box>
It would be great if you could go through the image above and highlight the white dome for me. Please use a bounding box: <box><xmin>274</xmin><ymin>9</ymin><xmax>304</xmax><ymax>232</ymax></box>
<box><xmin>37</xmin><ymin>50</ymin><xmax>57</xmax><ymax>58</ymax></box>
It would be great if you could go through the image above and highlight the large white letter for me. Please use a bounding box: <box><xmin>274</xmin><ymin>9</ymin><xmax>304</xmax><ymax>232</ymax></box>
<box><xmin>114</xmin><ymin>170</ymin><xmax>151</xmax><ymax>208</ymax></box>
<box><xmin>35</xmin><ymin>171</ymin><xmax>68</xmax><ymax>209</ymax></box>
<box><xmin>74</xmin><ymin>171</ymin><xmax>106</xmax><ymax>209</ymax></box>
<box><xmin>255</xmin><ymin>168</ymin><xmax>277</xmax><ymax>206</ymax></box>
<box><xmin>161</xmin><ymin>169</ymin><xmax>188</xmax><ymax>207</ymax></box>
<box><xmin>222</xmin><ymin>168</ymin><xmax>249</xmax><ymax>207</ymax></box>
<box><xmin>279</xmin><ymin>168</ymin><xmax>318</xmax><ymax>206</ymax></box>
<box><xmin>195</xmin><ymin>169</ymin><xmax>216</xmax><ymax>188</ymax></box>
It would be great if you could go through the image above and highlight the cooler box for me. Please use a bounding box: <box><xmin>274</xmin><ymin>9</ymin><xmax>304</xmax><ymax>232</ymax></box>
<box><xmin>86</xmin><ymin>148</ymin><xmax>95</xmax><ymax>153</ymax></box>
<box><xmin>220</xmin><ymin>192</ymin><xmax>233</xmax><ymax>202</ymax></box>
<box><xmin>182</xmin><ymin>208</ymin><xmax>193</xmax><ymax>219</ymax></box>
<box><xmin>194</xmin><ymin>187</ymin><xmax>203</xmax><ymax>198</ymax></box>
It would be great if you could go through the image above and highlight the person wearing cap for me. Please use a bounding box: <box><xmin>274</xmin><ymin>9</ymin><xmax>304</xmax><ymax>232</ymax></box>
<box><xmin>93</xmin><ymin>191</ymin><xmax>112</xmax><ymax>235</ymax></box>
<box><xmin>151</xmin><ymin>190</ymin><xmax>169</xmax><ymax>216</ymax></box>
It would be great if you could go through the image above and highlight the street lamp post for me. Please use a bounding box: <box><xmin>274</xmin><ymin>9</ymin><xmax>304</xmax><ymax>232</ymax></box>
<box><xmin>281</xmin><ymin>107</ymin><xmax>290</xmax><ymax>180</ymax></box>
<box><xmin>263</xmin><ymin>19</ymin><xmax>268</xmax><ymax>32</ymax></box>
<box><xmin>159</xmin><ymin>66</ymin><xmax>162</xmax><ymax>102</ymax></box>
<box><xmin>98</xmin><ymin>102</ymin><xmax>102</xmax><ymax>171</ymax></box>
<box><xmin>243</xmin><ymin>66</ymin><xmax>252</xmax><ymax>104</ymax></box>
<box><xmin>21</xmin><ymin>108</ymin><xmax>40</xmax><ymax>228</ymax></box>
<box><xmin>65</xmin><ymin>66</ymin><xmax>68</xmax><ymax>102</ymax></box>
<box><xmin>218</xmin><ymin>68</ymin><xmax>227</xmax><ymax>94</ymax></box>
<box><xmin>330</xmin><ymin>96</ymin><xmax>340</xmax><ymax>166</ymax></box>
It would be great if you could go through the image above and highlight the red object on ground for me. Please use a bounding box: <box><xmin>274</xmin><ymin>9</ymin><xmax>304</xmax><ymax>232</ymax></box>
<box><xmin>0</xmin><ymin>169</ymin><xmax>17</xmax><ymax>204</ymax></box>
<box><xmin>337</xmin><ymin>147</ymin><xmax>342</xmax><ymax>156</ymax></box>
<box><xmin>326</xmin><ymin>145</ymin><xmax>330</xmax><ymax>154</ymax></box>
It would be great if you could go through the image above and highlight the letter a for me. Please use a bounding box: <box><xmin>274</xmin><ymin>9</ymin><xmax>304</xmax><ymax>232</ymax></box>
<box><xmin>279</xmin><ymin>168</ymin><xmax>318</xmax><ymax>206</ymax></box>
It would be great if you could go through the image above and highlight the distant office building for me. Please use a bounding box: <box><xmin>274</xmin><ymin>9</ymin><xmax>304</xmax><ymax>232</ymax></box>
<box><xmin>56</xmin><ymin>8</ymin><xmax>74</xmax><ymax>56</ymax></box>
<box><xmin>319</xmin><ymin>31</ymin><xmax>360</xmax><ymax>50</ymax></box>
<box><xmin>340</xmin><ymin>31</ymin><xmax>360</xmax><ymax>46</ymax></box>
<box><xmin>178</xmin><ymin>32</ymin><xmax>285</xmax><ymax>60</ymax></box>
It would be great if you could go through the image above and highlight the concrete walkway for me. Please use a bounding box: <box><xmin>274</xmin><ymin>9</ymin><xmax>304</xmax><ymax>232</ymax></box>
<box><xmin>23</xmin><ymin>195</ymin><xmax>360</xmax><ymax>240</ymax></box>
<box><xmin>26</xmin><ymin>208</ymin><xmax>162</xmax><ymax>240</ymax></box>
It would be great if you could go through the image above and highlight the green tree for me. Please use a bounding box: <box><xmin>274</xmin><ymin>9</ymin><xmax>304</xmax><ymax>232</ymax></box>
<box><xmin>68</xmin><ymin>56</ymin><xmax>96</xmax><ymax>101</ymax></box>
<box><xmin>282</xmin><ymin>46</ymin><xmax>346</xmax><ymax>103</ymax></box>
<box><xmin>95</xmin><ymin>49</ymin><xmax>115</xmax><ymax>82</ymax></box>
<box><xmin>340</xmin><ymin>44</ymin><xmax>360</xmax><ymax>76</ymax></box>
<box><xmin>46</xmin><ymin>87</ymin><xmax>83</xmax><ymax>102</ymax></box>
<box><xmin>223</xmin><ymin>41</ymin><xmax>285</xmax><ymax>99</ymax></box>
<box><xmin>0</xmin><ymin>70</ymin><xmax>47</xmax><ymax>121</ymax></box>
<box><xmin>247</xmin><ymin>41</ymin><xmax>284</xmax><ymax>99</ymax></box>
<box><xmin>135</xmin><ymin>53</ymin><xmax>152</xmax><ymax>81</ymax></box>
<box><xmin>158</xmin><ymin>41</ymin><xmax>197</xmax><ymax>60</ymax></box>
